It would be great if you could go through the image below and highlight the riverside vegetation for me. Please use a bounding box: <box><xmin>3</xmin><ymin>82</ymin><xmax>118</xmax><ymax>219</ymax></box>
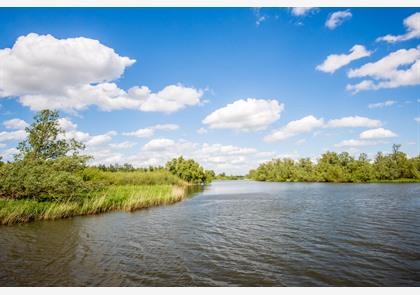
<box><xmin>1</xmin><ymin>110</ymin><xmax>419</xmax><ymax>225</ymax></box>
<box><xmin>248</xmin><ymin>145</ymin><xmax>420</xmax><ymax>183</ymax></box>
<box><xmin>0</xmin><ymin>110</ymin><xmax>214</xmax><ymax>225</ymax></box>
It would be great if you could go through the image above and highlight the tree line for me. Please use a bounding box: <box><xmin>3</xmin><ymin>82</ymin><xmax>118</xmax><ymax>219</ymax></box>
<box><xmin>248</xmin><ymin>145</ymin><xmax>420</xmax><ymax>183</ymax></box>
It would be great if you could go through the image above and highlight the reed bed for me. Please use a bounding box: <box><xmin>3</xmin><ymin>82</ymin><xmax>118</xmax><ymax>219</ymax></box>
<box><xmin>0</xmin><ymin>184</ymin><xmax>188</xmax><ymax>225</ymax></box>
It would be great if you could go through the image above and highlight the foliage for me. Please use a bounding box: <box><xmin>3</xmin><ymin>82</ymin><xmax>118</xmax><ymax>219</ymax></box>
<box><xmin>0</xmin><ymin>110</ymin><xmax>92</xmax><ymax>201</ymax></box>
<box><xmin>17</xmin><ymin>109</ymin><xmax>84</xmax><ymax>160</ymax></box>
<box><xmin>248</xmin><ymin>145</ymin><xmax>420</xmax><ymax>183</ymax></box>
<box><xmin>165</xmin><ymin>156</ymin><xmax>214</xmax><ymax>184</ymax></box>
<box><xmin>0</xmin><ymin>156</ymin><xmax>94</xmax><ymax>201</ymax></box>
<box><xmin>215</xmin><ymin>173</ymin><xmax>245</xmax><ymax>180</ymax></box>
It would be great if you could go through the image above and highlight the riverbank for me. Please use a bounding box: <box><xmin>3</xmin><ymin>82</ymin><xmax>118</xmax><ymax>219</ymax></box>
<box><xmin>0</xmin><ymin>184</ymin><xmax>189</xmax><ymax>225</ymax></box>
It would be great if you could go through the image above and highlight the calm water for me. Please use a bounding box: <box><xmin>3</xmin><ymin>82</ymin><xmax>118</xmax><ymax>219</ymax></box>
<box><xmin>1</xmin><ymin>180</ymin><xmax>419</xmax><ymax>286</ymax></box>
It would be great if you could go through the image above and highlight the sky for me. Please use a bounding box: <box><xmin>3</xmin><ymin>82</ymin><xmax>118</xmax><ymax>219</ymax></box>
<box><xmin>0</xmin><ymin>8</ymin><xmax>419</xmax><ymax>174</ymax></box>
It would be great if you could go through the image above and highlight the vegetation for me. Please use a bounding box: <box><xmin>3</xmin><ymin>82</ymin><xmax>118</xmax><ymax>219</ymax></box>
<box><xmin>166</xmin><ymin>156</ymin><xmax>215</xmax><ymax>184</ymax></box>
<box><xmin>215</xmin><ymin>173</ymin><xmax>245</xmax><ymax>180</ymax></box>
<box><xmin>0</xmin><ymin>185</ymin><xmax>186</xmax><ymax>225</ymax></box>
<box><xmin>248</xmin><ymin>145</ymin><xmax>420</xmax><ymax>183</ymax></box>
<box><xmin>0</xmin><ymin>110</ymin><xmax>213</xmax><ymax>225</ymax></box>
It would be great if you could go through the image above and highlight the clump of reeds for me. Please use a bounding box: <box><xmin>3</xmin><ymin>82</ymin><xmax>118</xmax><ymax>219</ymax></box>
<box><xmin>0</xmin><ymin>184</ymin><xmax>188</xmax><ymax>225</ymax></box>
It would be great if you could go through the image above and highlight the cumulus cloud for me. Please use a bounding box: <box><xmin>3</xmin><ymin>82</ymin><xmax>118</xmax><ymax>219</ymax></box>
<box><xmin>3</xmin><ymin>118</ymin><xmax>28</xmax><ymax>130</ymax></box>
<box><xmin>346</xmin><ymin>46</ymin><xmax>420</xmax><ymax>93</ymax></box>
<box><xmin>0</xmin><ymin>33</ymin><xmax>203</xmax><ymax>113</ymax></box>
<box><xmin>290</xmin><ymin>7</ymin><xmax>318</xmax><ymax>17</ymax></box>
<box><xmin>0</xmin><ymin>130</ymin><xmax>26</xmax><ymax>142</ymax></box>
<box><xmin>325</xmin><ymin>10</ymin><xmax>352</xmax><ymax>29</ymax></box>
<box><xmin>334</xmin><ymin>139</ymin><xmax>380</xmax><ymax>148</ymax></box>
<box><xmin>377</xmin><ymin>12</ymin><xmax>420</xmax><ymax>43</ymax></box>
<box><xmin>86</xmin><ymin>131</ymin><xmax>117</xmax><ymax>147</ymax></box>
<box><xmin>109</xmin><ymin>141</ymin><xmax>136</xmax><ymax>149</ymax></box>
<box><xmin>368</xmin><ymin>100</ymin><xmax>397</xmax><ymax>109</ymax></box>
<box><xmin>203</xmin><ymin>98</ymin><xmax>284</xmax><ymax>131</ymax></box>
<box><xmin>264</xmin><ymin>115</ymin><xmax>325</xmax><ymax>142</ymax></box>
<box><xmin>123</xmin><ymin>124</ymin><xmax>179</xmax><ymax>138</ymax></box>
<box><xmin>265</xmin><ymin>115</ymin><xmax>382</xmax><ymax>142</ymax></box>
<box><xmin>326</xmin><ymin>116</ymin><xmax>381</xmax><ymax>128</ymax></box>
<box><xmin>142</xmin><ymin>138</ymin><xmax>176</xmax><ymax>151</ymax></box>
<box><xmin>316</xmin><ymin>45</ymin><xmax>372</xmax><ymax>73</ymax></box>
<box><xmin>359</xmin><ymin>128</ymin><xmax>397</xmax><ymax>139</ymax></box>
<box><xmin>415</xmin><ymin>117</ymin><xmax>420</xmax><ymax>123</ymax></box>
<box><xmin>128</xmin><ymin>138</ymin><xmax>266</xmax><ymax>175</ymax></box>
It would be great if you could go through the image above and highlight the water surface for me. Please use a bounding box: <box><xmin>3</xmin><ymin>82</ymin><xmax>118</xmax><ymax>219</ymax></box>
<box><xmin>1</xmin><ymin>180</ymin><xmax>419</xmax><ymax>286</ymax></box>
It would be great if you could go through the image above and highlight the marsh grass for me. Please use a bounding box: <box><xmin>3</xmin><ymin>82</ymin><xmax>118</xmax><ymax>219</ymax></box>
<box><xmin>0</xmin><ymin>184</ymin><xmax>188</xmax><ymax>225</ymax></box>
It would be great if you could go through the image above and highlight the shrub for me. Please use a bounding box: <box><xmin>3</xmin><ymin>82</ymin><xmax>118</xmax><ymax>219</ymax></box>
<box><xmin>166</xmin><ymin>156</ymin><xmax>214</xmax><ymax>184</ymax></box>
<box><xmin>0</xmin><ymin>156</ymin><xmax>94</xmax><ymax>201</ymax></box>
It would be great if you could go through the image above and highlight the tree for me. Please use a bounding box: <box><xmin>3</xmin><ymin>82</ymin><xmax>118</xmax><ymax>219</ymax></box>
<box><xmin>17</xmin><ymin>109</ymin><xmax>84</xmax><ymax>160</ymax></box>
<box><xmin>165</xmin><ymin>156</ymin><xmax>213</xmax><ymax>184</ymax></box>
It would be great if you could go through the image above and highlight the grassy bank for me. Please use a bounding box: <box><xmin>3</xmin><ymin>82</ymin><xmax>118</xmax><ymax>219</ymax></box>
<box><xmin>0</xmin><ymin>184</ymin><xmax>189</xmax><ymax>225</ymax></box>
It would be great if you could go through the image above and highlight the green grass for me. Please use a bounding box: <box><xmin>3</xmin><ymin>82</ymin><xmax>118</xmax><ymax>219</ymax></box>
<box><xmin>0</xmin><ymin>184</ymin><xmax>188</xmax><ymax>225</ymax></box>
<box><xmin>82</xmin><ymin>168</ymin><xmax>186</xmax><ymax>186</ymax></box>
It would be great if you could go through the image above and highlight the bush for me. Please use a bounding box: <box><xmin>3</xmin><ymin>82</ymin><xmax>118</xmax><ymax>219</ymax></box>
<box><xmin>0</xmin><ymin>156</ymin><xmax>95</xmax><ymax>201</ymax></box>
<box><xmin>166</xmin><ymin>156</ymin><xmax>214</xmax><ymax>184</ymax></box>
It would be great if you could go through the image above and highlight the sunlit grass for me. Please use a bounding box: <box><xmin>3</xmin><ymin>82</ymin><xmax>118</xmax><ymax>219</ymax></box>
<box><xmin>0</xmin><ymin>184</ymin><xmax>188</xmax><ymax>225</ymax></box>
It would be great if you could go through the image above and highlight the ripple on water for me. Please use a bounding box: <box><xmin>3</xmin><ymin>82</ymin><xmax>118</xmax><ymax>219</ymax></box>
<box><xmin>0</xmin><ymin>181</ymin><xmax>419</xmax><ymax>286</ymax></box>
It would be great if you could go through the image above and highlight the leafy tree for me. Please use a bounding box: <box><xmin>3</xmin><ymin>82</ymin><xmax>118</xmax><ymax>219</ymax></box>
<box><xmin>17</xmin><ymin>109</ymin><xmax>84</xmax><ymax>160</ymax></box>
<box><xmin>166</xmin><ymin>156</ymin><xmax>213</xmax><ymax>184</ymax></box>
<box><xmin>0</xmin><ymin>110</ymin><xmax>93</xmax><ymax>201</ymax></box>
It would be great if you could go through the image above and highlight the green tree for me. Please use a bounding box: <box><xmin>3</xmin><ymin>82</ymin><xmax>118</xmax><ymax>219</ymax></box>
<box><xmin>166</xmin><ymin>156</ymin><xmax>213</xmax><ymax>184</ymax></box>
<box><xmin>17</xmin><ymin>109</ymin><xmax>84</xmax><ymax>160</ymax></box>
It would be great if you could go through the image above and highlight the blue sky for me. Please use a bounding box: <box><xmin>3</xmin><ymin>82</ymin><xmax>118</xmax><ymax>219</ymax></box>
<box><xmin>0</xmin><ymin>8</ymin><xmax>419</xmax><ymax>174</ymax></box>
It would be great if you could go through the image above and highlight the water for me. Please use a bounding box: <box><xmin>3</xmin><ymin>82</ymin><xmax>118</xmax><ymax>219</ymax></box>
<box><xmin>0</xmin><ymin>180</ymin><xmax>419</xmax><ymax>286</ymax></box>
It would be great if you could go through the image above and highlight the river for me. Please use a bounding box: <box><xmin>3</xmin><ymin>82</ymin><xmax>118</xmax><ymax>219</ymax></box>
<box><xmin>0</xmin><ymin>180</ymin><xmax>419</xmax><ymax>286</ymax></box>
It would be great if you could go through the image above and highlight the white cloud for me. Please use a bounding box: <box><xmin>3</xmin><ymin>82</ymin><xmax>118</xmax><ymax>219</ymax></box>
<box><xmin>326</xmin><ymin>116</ymin><xmax>382</xmax><ymax>128</ymax></box>
<box><xmin>123</xmin><ymin>123</ymin><xmax>179</xmax><ymax>138</ymax></box>
<box><xmin>325</xmin><ymin>10</ymin><xmax>352</xmax><ymax>29</ymax></box>
<box><xmin>415</xmin><ymin>117</ymin><xmax>420</xmax><ymax>123</ymax></box>
<box><xmin>0</xmin><ymin>33</ymin><xmax>203</xmax><ymax>113</ymax></box>
<box><xmin>290</xmin><ymin>7</ymin><xmax>318</xmax><ymax>17</ymax></box>
<box><xmin>377</xmin><ymin>12</ymin><xmax>420</xmax><ymax>43</ymax></box>
<box><xmin>86</xmin><ymin>131</ymin><xmax>117</xmax><ymax>147</ymax></box>
<box><xmin>347</xmin><ymin>46</ymin><xmax>420</xmax><ymax>93</ymax></box>
<box><xmin>130</xmin><ymin>139</ymin><xmax>265</xmax><ymax>175</ymax></box>
<box><xmin>316</xmin><ymin>45</ymin><xmax>372</xmax><ymax>73</ymax></box>
<box><xmin>368</xmin><ymin>100</ymin><xmax>397</xmax><ymax>109</ymax></box>
<box><xmin>264</xmin><ymin>115</ymin><xmax>325</xmax><ymax>142</ymax></box>
<box><xmin>58</xmin><ymin>117</ymin><xmax>78</xmax><ymax>131</ymax></box>
<box><xmin>142</xmin><ymin>138</ymin><xmax>176</xmax><ymax>151</ymax></box>
<box><xmin>0</xmin><ymin>148</ymin><xmax>19</xmax><ymax>161</ymax></box>
<box><xmin>0</xmin><ymin>130</ymin><xmax>26</xmax><ymax>142</ymax></box>
<box><xmin>128</xmin><ymin>85</ymin><xmax>203</xmax><ymax>113</ymax></box>
<box><xmin>359</xmin><ymin>128</ymin><xmax>397</xmax><ymax>139</ymax></box>
<box><xmin>109</xmin><ymin>141</ymin><xmax>136</xmax><ymax>149</ymax></box>
<box><xmin>203</xmin><ymin>98</ymin><xmax>284</xmax><ymax>131</ymax></box>
<box><xmin>3</xmin><ymin>118</ymin><xmax>28</xmax><ymax>130</ymax></box>
<box><xmin>265</xmin><ymin>115</ymin><xmax>382</xmax><ymax>142</ymax></box>
<box><xmin>335</xmin><ymin>139</ymin><xmax>381</xmax><ymax>148</ymax></box>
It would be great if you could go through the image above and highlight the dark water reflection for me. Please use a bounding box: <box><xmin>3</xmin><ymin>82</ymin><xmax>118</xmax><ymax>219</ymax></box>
<box><xmin>0</xmin><ymin>180</ymin><xmax>419</xmax><ymax>286</ymax></box>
